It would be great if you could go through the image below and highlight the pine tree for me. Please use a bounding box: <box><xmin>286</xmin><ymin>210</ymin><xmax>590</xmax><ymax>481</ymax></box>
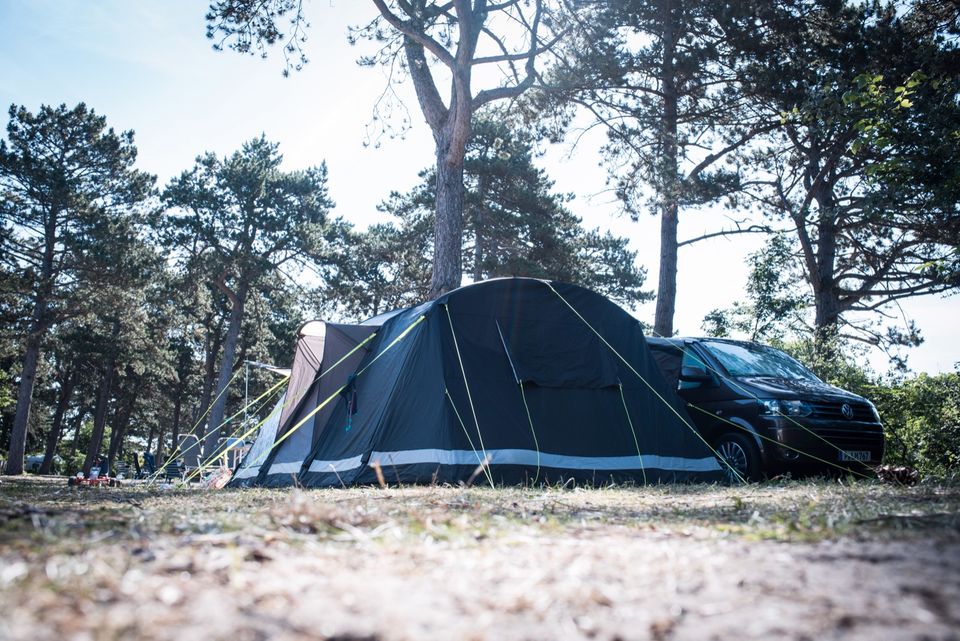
<box><xmin>0</xmin><ymin>103</ymin><xmax>154</xmax><ymax>475</ymax></box>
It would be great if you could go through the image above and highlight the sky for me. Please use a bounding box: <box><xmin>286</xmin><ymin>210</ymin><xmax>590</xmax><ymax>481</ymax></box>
<box><xmin>0</xmin><ymin>0</ymin><xmax>956</xmax><ymax>375</ymax></box>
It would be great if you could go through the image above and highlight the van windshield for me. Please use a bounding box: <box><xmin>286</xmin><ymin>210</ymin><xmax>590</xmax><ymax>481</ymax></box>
<box><xmin>699</xmin><ymin>340</ymin><xmax>820</xmax><ymax>381</ymax></box>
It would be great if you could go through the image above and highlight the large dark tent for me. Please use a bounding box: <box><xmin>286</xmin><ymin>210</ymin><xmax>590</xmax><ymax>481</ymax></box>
<box><xmin>231</xmin><ymin>278</ymin><xmax>723</xmax><ymax>487</ymax></box>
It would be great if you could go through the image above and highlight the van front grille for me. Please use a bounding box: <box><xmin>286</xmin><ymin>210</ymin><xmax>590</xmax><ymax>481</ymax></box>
<box><xmin>809</xmin><ymin>401</ymin><xmax>876</xmax><ymax>422</ymax></box>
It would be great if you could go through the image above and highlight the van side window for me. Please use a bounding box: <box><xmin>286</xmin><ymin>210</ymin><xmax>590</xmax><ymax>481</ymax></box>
<box><xmin>649</xmin><ymin>347</ymin><xmax>682</xmax><ymax>390</ymax></box>
<box><xmin>680</xmin><ymin>349</ymin><xmax>708</xmax><ymax>390</ymax></box>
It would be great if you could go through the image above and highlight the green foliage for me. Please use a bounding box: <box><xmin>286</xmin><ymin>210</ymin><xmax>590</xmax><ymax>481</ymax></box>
<box><xmin>0</xmin><ymin>369</ymin><xmax>12</xmax><ymax>412</ymax></box>
<box><xmin>779</xmin><ymin>334</ymin><xmax>959</xmax><ymax>479</ymax></box>
<box><xmin>1</xmin><ymin>102</ymin><xmax>155</xmax><ymax>473</ymax></box>
<box><xmin>731</xmin><ymin>1</ymin><xmax>960</xmax><ymax>345</ymax></box>
<box><xmin>702</xmin><ymin>235</ymin><xmax>808</xmax><ymax>341</ymax></box>
<box><xmin>870</xmin><ymin>372</ymin><xmax>960</xmax><ymax>479</ymax></box>
<box><xmin>323</xmin><ymin>115</ymin><xmax>651</xmax><ymax>319</ymax></box>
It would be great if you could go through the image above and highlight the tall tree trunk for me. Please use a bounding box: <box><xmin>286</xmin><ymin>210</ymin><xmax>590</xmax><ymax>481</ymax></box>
<box><xmin>5</xmin><ymin>332</ymin><xmax>42</xmax><ymax>475</ymax></box>
<box><xmin>812</xmin><ymin>187</ymin><xmax>841</xmax><ymax>361</ymax></box>
<box><xmin>145</xmin><ymin>423</ymin><xmax>156</xmax><ymax>457</ymax></box>
<box><xmin>83</xmin><ymin>319</ymin><xmax>120</xmax><ymax>476</ymax></box>
<box><xmin>203</xmin><ymin>279</ymin><xmax>249</xmax><ymax>457</ymax></box>
<box><xmin>6</xmin><ymin>207</ymin><xmax>58</xmax><ymax>475</ymax></box>
<box><xmin>107</xmin><ymin>389</ymin><xmax>137</xmax><ymax>472</ymax></box>
<box><xmin>154</xmin><ymin>426</ymin><xmax>166</xmax><ymax>461</ymax></box>
<box><xmin>70</xmin><ymin>407</ymin><xmax>88</xmax><ymax>456</ymax></box>
<box><xmin>193</xmin><ymin>314</ymin><xmax>223</xmax><ymax>439</ymax></box>
<box><xmin>171</xmin><ymin>386</ymin><xmax>183</xmax><ymax>447</ymax></box>
<box><xmin>431</xmin><ymin>144</ymin><xmax>467</xmax><ymax>298</ymax></box>
<box><xmin>653</xmin><ymin>0</ymin><xmax>680</xmax><ymax>338</ymax></box>
<box><xmin>39</xmin><ymin>368</ymin><xmax>76</xmax><ymax>474</ymax></box>
<box><xmin>82</xmin><ymin>360</ymin><xmax>116</xmax><ymax>476</ymax></box>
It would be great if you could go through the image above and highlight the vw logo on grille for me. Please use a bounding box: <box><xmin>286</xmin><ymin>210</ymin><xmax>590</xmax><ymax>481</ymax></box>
<box><xmin>841</xmin><ymin>403</ymin><xmax>854</xmax><ymax>420</ymax></box>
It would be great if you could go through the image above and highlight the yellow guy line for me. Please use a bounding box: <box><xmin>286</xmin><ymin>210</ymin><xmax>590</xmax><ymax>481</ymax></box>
<box><xmin>495</xmin><ymin>320</ymin><xmax>540</xmax><ymax>484</ymax></box>
<box><xmin>180</xmin><ymin>381</ymin><xmax>287</xmax><ymax>485</ymax></box>
<box><xmin>234</xmin><ymin>315</ymin><xmax>427</xmax><ymax>477</ymax></box>
<box><xmin>149</xmin><ymin>371</ymin><xmax>287</xmax><ymax>483</ymax></box>
<box><xmin>650</xmin><ymin>329</ymin><xmax>881</xmax><ymax>468</ymax></box>
<box><xmin>183</xmin><ymin>329</ymin><xmax>382</xmax><ymax>483</ymax></box>
<box><xmin>687</xmin><ymin>404</ymin><xmax>874</xmax><ymax>480</ymax></box>
<box><xmin>541</xmin><ymin>280</ymin><xmax>745</xmax><ymax>485</ymax></box>
<box><xmin>618</xmin><ymin>383</ymin><xmax>647</xmax><ymax>485</ymax></box>
<box><xmin>149</xmin><ymin>367</ymin><xmax>245</xmax><ymax>481</ymax></box>
<box><xmin>443</xmin><ymin>305</ymin><xmax>495</xmax><ymax>489</ymax></box>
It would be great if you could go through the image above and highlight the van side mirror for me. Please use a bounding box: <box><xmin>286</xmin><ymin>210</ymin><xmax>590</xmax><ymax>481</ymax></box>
<box><xmin>679</xmin><ymin>364</ymin><xmax>712</xmax><ymax>382</ymax></box>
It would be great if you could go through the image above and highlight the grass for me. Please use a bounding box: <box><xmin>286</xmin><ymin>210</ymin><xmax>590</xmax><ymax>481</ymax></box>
<box><xmin>2</xmin><ymin>475</ymin><xmax>958</xmax><ymax>551</ymax></box>
<box><xmin>2</xmin><ymin>476</ymin><xmax>959</xmax><ymax>641</ymax></box>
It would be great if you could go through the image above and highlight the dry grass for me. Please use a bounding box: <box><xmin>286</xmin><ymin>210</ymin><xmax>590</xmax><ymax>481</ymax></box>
<box><xmin>1</xmin><ymin>476</ymin><xmax>958</xmax><ymax>640</ymax></box>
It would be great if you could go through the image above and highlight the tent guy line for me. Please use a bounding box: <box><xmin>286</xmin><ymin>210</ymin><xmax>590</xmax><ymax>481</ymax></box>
<box><xmin>540</xmin><ymin>280</ymin><xmax>746</xmax><ymax>484</ymax></box>
<box><xmin>231</xmin><ymin>278</ymin><xmax>725</xmax><ymax>488</ymax></box>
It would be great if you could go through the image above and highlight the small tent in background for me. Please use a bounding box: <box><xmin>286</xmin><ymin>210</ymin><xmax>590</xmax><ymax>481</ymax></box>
<box><xmin>230</xmin><ymin>278</ymin><xmax>723</xmax><ymax>487</ymax></box>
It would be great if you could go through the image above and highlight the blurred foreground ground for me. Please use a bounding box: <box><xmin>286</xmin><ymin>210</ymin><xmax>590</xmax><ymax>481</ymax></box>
<box><xmin>1</xmin><ymin>476</ymin><xmax>958</xmax><ymax>641</ymax></box>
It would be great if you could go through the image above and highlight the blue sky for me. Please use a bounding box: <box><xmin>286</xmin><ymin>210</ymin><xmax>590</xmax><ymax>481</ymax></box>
<box><xmin>1</xmin><ymin>0</ymin><xmax>956</xmax><ymax>374</ymax></box>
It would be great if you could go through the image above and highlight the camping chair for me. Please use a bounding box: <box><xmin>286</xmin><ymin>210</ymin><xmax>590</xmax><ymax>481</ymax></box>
<box><xmin>113</xmin><ymin>461</ymin><xmax>131</xmax><ymax>479</ymax></box>
<box><xmin>216</xmin><ymin>437</ymin><xmax>244</xmax><ymax>470</ymax></box>
<box><xmin>162</xmin><ymin>461</ymin><xmax>184</xmax><ymax>481</ymax></box>
<box><xmin>177</xmin><ymin>435</ymin><xmax>201</xmax><ymax>481</ymax></box>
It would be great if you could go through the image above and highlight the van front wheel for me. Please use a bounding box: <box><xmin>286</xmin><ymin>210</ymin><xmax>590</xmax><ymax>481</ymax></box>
<box><xmin>715</xmin><ymin>432</ymin><xmax>762</xmax><ymax>483</ymax></box>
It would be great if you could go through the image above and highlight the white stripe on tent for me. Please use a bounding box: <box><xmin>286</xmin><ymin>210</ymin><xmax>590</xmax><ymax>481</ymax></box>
<box><xmin>307</xmin><ymin>449</ymin><xmax>720</xmax><ymax>474</ymax></box>
<box><xmin>307</xmin><ymin>454</ymin><xmax>366</xmax><ymax>473</ymax></box>
<box><xmin>233</xmin><ymin>466</ymin><xmax>261</xmax><ymax>480</ymax></box>
<box><xmin>267</xmin><ymin>461</ymin><xmax>305</xmax><ymax>475</ymax></box>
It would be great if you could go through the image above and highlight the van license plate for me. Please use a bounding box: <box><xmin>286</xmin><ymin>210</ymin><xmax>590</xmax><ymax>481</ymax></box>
<box><xmin>839</xmin><ymin>450</ymin><xmax>870</xmax><ymax>462</ymax></box>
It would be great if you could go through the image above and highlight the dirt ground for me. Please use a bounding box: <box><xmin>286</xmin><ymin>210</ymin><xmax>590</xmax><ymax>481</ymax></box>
<box><xmin>1</xmin><ymin>476</ymin><xmax>958</xmax><ymax>641</ymax></box>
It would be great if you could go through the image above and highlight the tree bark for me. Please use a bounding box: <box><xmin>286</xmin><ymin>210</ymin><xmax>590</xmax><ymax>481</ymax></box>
<box><xmin>203</xmin><ymin>278</ymin><xmax>249</xmax><ymax>458</ymax></box>
<box><xmin>154</xmin><ymin>426</ymin><xmax>166</xmax><ymax>462</ymax></box>
<box><xmin>107</xmin><ymin>389</ymin><xmax>137</xmax><ymax>472</ymax></box>
<box><xmin>811</xmin><ymin>185</ymin><xmax>841</xmax><ymax>360</ymax></box>
<box><xmin>39</xmin><ymin>368</ymin><xmax>76</xmax><ymax>474</ymax></box>
<box><xmin>6</xmin><ymin>203</ymin><xmax>58</xmax><ymax>475</ymax></box>
<box><xmin>193</xmin><ymin>313</ymin><xmax>223</xmax><ymax>438</ymax></box>
<box><xmin>82</xmin><ymin>360</ymin><xmax>116</xmax><ymax>476</ymax></box>
<box><xmin>5</xmin><ymin>333</ymin><xmax>42</xmax><ymax>475</ymax></box>
<box><xmin>430</xmin><ymin>137</ymin><xmax>468</xmax><ymax>297</ymax></box>
<box><xmin>653</xmin><ymin>0</ymin><xmax>680</xmax><ymax>338</ymax></box>
<box><xmin>70</xmin><ymin>407</ymin><xmax>87</xmax><ymax>456</ymax></box>
<box><xmin>145</xmin><ymin>422</ymin><xmax>156</xmax><ymax>457</ymax></box>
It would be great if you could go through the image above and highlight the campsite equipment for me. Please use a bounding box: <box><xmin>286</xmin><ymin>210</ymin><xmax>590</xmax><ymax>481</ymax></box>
<box><xmin>67</xmin><ymin>469</ymin><xmax>120</xmax><ymax>487</ymax></box>
<box><xmin>231</xmin><ymin>278</ymin><xmax>724</xmax><ymax>487</ymax></box>
<box><xmin>176</xmin><ymin>434</ymin><xmax>201</xmax><ymax>479</ymax></box>
<box><xmin>648</xmin><ymin>337</ymin><xmax>885</xmax><ymax>481</ymax></box>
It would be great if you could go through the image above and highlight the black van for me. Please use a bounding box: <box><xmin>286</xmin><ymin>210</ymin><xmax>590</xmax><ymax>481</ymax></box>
<box><xmin>647</xmin><ymin>337</ymin><xmax>885</xmax><ymax>481</ymax></box>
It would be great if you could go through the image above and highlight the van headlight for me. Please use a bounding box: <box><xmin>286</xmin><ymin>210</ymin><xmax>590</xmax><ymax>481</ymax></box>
<box><xmin>758</xmin><ymin>399</ymin><xmax>813</xmax><ymax>417</ymax></box>
<box><xmin>867</xmin><ymin>401</ymin><xmax>881</xmax><ymax>422</ymax></box>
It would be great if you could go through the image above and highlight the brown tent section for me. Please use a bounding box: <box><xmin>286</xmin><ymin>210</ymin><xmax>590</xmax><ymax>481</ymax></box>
<box><xmin>231</xmin><ymin>319</ymin><xmax>378</xmax><ymax>486</ymax></box>
<box><xmin>276</xmin><ymin>321</ymin><xmax>326</xmax><ymax>430</ymax></box>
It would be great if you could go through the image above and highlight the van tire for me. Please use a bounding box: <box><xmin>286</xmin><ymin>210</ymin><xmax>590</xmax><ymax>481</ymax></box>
<box><xmin>715</xmin><ymin>432</ymin><xmax>762</xmax><ymax>483</ymax></box>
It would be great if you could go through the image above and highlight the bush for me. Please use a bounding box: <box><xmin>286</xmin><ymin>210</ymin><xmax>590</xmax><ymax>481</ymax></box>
<box><xmin>871</xmin><ymin>372</ymin><xmax>960</xmax><ymax>479</ymax></box>
<box><xmin>61</xmin><ymin>452</ymin><xmax>86</xmax><ymax>476</ymax></box>
<box><xmin>781</xmin><ymin>336</ymin><xmax>959</xmax><ymax>479</ymax></box>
